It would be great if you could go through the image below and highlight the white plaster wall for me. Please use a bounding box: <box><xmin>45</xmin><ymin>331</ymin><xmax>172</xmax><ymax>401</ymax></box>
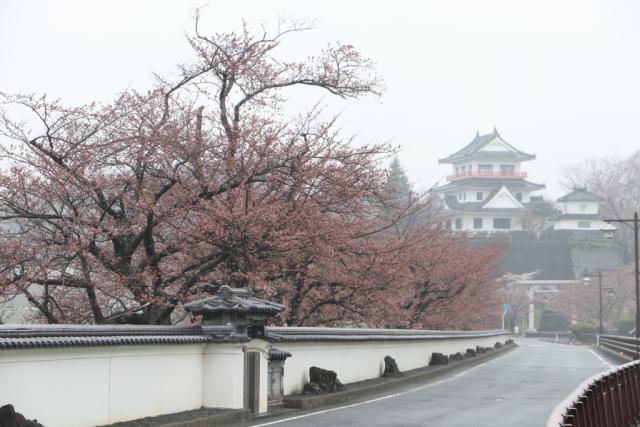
<box><xmin>553</xmin><ymin>218</ymin><xmax>607</xmax><ymax>231</ymax></box>
<box><xmin>0</xmin><ymin>343</ymin><xmax>245</xmax><ymax>427</ymax></box>
<box><xmin>462</xmin><ymin>214</ymin><xmax>522</xmax><ymax>231</ymax></box>
<box><xmin>277</xmin><ymin>334</ymin><xmax>510</xmax><ymax>395</ymax></box>
<box><xmin>561</xmin><ymin>201</ymin><xmax>599</xmax><ymax>215</ymax></box>
<box><xmin>202</xmin><ymin>343</ymin><xmax>246</xmax><ymax>410</ymax></box>
<box><xmin>453</xmin><ymin>189</ymin><xmax>530</xmax><ymax>205</ymax></box>
<box><xmin>451</xmin><ymin>162</ymin><xmax>524</xmax><ymax>177</ymax></box>
<box><xmin>0</xmin><ymin>347</ymin><xmax>111</xmax><ymax>427</ymax></box>
<box><xmin>108</xmin><ymin>345</ymin><xmax>205</xmax><ymax>423</ymax></box>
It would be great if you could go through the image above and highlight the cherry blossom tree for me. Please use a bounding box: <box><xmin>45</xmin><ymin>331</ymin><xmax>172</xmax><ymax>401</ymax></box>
<box><xmin>0</xmin><ymin>16</ymin><xmax>502</xmax><ymax>328</ymax></box>
<box><xmin>548</xmin><ymin>265</ymin><xmax>635</xmax><ymax>330</ymax></box>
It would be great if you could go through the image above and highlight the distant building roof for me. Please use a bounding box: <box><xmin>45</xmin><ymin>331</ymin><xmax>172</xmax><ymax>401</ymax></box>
<box><xmin>439</xmin><ymin>128</ymin><xmax>536</xmax><ymax>163</ymax></box>
<box><xmin>435</xmin><ymin>178</ymin><xmax>545</xmax><ymax>193</ymax></box>
<box><xmin>557</xmin><ymin>187</ymin><xmax>602</xmax><ymax>202</ymax></box>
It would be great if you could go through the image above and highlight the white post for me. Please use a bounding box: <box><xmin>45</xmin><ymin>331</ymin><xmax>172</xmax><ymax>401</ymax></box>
<box><xmin>245</xmin><ymin>339</ymin><xmax>270</xmax><ymax>414</ymax></box>
<box><xmin>527</xmin><ymin>287</ymin><xmax>536</xmax><ymax>332</ymax></box>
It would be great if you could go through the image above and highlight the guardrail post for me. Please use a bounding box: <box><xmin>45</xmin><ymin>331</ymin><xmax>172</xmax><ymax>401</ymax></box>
<box><xmin>633</xmin><ymin>365</ymin><xmax>640</xmax><ymax>422</ymax></box>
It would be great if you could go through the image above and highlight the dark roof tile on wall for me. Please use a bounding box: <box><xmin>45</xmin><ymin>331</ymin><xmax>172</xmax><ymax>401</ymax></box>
<box><xmin>0</xmin><ymin>324</ymin><xmax>247</xmax><ymax>350</ymax></box>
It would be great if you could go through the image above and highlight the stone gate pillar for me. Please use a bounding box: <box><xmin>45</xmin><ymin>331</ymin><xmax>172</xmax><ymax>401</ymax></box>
<box><xmin>184</xmin><ymin>286</ymin><xmax>284</xmax><ymax>414</ymax></box>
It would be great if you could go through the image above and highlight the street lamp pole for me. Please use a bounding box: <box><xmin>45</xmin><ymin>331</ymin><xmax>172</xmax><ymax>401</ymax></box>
<box><xmin>598</xmin><ymin>272</ymin><xmax>603</xmax><ymax>336</ymax></box>
<box><xmin>583</xmin><ymin>272</ymin><xmax>613</xmax><ymax>336</ymax></box>
<box><xmin>604</xmin><ymin>212</ymin><xmax>640</xmax><ymax>360</ymax></box>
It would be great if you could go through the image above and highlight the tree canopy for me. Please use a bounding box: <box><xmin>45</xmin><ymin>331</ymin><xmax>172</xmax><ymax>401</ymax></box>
<box><xmin>0</xmin><ymin>17</ymin><xmax>502</xmax><ymax>328</ymax></box>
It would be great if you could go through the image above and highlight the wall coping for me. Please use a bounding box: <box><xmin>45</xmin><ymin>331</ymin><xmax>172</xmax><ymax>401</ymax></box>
<box><xmin>265</xmin><ymin>327</ymin><xmax>509</xmax><ymax>343</ymax></box>
<box><xmin>0</xmin><ymin>324</ymin><xmax>509</xmax><ymax>349</ymax></box>
<box><xmin>0</xmin><ymin>324</ymin><xmax>247</xmax><ymax>350</ymax></box>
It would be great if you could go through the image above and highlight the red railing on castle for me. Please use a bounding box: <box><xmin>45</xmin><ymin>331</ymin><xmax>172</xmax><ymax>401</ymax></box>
<box><xmin>447</xmin><ymin>171</ymin><xmax>528</xmax><ymax>181</ymax></box>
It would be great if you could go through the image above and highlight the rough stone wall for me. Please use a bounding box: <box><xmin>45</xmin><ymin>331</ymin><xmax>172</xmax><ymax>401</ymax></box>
<box><xmin>570</xmin><ymin>242</ymin><xmax>624</xmax><ymax>277</ymax></box>
<box><xmin>497</xmin><ymin>239</ymin><xmax>624</xmax><ymax>279</ymax></box>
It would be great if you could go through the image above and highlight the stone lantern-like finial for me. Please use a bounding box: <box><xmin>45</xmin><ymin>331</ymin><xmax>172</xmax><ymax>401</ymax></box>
<box><xmin>184</xmin><ymin>285</ymin><xmax>284</xmax><ymax>338</ymax></box>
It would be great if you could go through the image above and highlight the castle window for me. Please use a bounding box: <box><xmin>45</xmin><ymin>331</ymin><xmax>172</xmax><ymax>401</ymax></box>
<box><xmin>500</xmin><ymin>165</ymin><xmax>515</xmax><ymax>175</ymax></box>
<box><xmin>476</xmin><ymin>192</ymin><xmax>483</xmax><ymax>201</ymax></box>
<box><xmin>493</xmin><ymin>218</ymin><xmax>511</xmax><ymax>229</ymax></box>
<box><xmin>577</xmin><ymin>221</ymin><xmax>591</xmax><ymax>228</ymax></box>
<box><xmin>455</xmin><ymin>218</ymin><xmax>462</xmax><ymax>230</ymax></box>
<box><xmin>479</xmin><ymin>164</ymin><xmax>493</xmax><ymax>175</ymax></box>
<box><xmin>515</xmin><ymin>192</ymin><xmax>522</xmax><ymax>202</ymax></box>
<box><xmin>473</xmin><ymin>218</ymin><xmax>483</xmax><ymax>229</ymax></box>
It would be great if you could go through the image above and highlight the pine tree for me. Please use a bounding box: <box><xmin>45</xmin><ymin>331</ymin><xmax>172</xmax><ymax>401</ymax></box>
<box><xmin>386</xmin><ymin>157</ymin><xmax>412</xmax><ymax>203</ymax></box>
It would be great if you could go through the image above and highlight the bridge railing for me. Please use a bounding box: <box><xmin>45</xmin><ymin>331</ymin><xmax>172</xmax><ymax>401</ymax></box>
<box><xmin>545</xmin><ymin>359</ymin><xmax>640</xmax><ymax>427</ymax></box>
<box><xmin>599</xmin><ymin>334</ymin><xmax>638</xmax><ymax>360</ymax></box>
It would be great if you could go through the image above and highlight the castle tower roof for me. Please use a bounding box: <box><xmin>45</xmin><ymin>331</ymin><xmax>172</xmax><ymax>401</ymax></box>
<box><xmin>439</xmin><ymin>128</ymin><xmax>535</xmax><ymax>164</ymax></box>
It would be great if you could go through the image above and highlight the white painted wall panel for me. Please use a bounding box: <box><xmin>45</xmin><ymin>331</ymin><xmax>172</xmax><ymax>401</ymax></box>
<box><xmin>0</xmin><ymin>343</ymin><xmax>237</xmax><ymax>427</ymax></box>
<box><xmin>202</xmin><ymin>344</ymin><xmax>246</xmax><ymax>409</ymax></box>
<box><xmin>276</xmin><ymin>334</ymin><xmax>510</xmax><ymax>395</ymax></box>
<box><xmin>0</xmin><ymin>348</ymin><xmax>110</xmax><ymax>427</ymax></box>
<box><xmin>108</xmin><ymin>345</ymin><xmax>205</xmax><ymax>424</ymax></box>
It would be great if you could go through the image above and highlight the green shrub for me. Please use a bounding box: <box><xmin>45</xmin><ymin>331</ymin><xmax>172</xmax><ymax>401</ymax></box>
<box><xmin>569</xmin><ymin>322</ymin><xmax>597</xmax><ymax>334</ymax></box>
<box><xmin>570</xmin><ymin>322</ymin><xmax>597</xmax><ymax>343</ymax></box>
<box><xmin>616</xmin><ymin>319</ymin><xmax>636</xmax><ymax>336</ymax></box>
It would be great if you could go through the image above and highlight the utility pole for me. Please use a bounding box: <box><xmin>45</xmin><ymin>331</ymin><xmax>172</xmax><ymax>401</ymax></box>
<box><xmin>604</xmin><ymin>212</ymin><xmax>640</xmax><ymax>359</ymax></box>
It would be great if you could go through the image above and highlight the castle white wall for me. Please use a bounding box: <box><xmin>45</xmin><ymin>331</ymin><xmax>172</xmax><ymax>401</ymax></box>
<box><xmin>452</xmin><ymin>161</ymin><xmax>523</xmax><ymax>176</ymax></box>
<box><xmin>553</xmin><ymin>218</ymin><xmax>607</xmax><ymax>231</ymax></box>
<box><xmin>560</xmin><ymin>201</ymin><xmax>599</xmax><ymax>215</ymax></box>
<box><xmin>448</xmin><ymin>189</ymin><xmax>530</xmax><ymax>205</ymax></box>
<box><xmin>452</xmin><ymin>214</ymin><xmax>523</xmax><ymax>232</ymax></box>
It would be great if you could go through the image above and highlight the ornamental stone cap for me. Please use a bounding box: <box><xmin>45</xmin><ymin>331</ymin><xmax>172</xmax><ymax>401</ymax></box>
<box><xmin>184</xmin><ymin>285</ymin><xmax>284</xmax><ymax>317</ymax></box>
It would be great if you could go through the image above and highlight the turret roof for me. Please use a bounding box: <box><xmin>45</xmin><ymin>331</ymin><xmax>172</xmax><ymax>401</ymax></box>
<box><xmin>557</xmin><ymin>187</ymin><xmax>602</xmax><ymax>202</ymax></box>
<box><xmin>443</xmin><ymin>186</ymin><xmax>527</xmax><ymax>213</ymax></box>
<box><xmin>439</xmin><ymin>128</ymin><xmax>535</xmax><ymax>163</ymax></box>
<box><xmin>435</xmin><ymin>178</ymin><xmax>545</xmax><ymax>193</ymax></box>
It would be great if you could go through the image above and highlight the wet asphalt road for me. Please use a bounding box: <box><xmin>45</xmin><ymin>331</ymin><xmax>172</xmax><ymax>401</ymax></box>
<box><xmin>244</xmin><ymin>339</ymin><xmax>617</xmax><ymax>427</ymax></box>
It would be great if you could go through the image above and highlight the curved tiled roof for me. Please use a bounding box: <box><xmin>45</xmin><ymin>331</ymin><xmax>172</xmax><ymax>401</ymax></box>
<box><xmin>268</xmin><ymin>348</ymin><xmax>292</xmax><ymax>361</ymax></box>
<box><xmin>435</xmin><ymin>178</ymin><xmax>545</xmax><ymax>193</ymax></box>
<box><xmin>557</xmin><ymin>188</ymin><xmax>602</xmax><ymax>202</ymax></box>
<box><xmin>184</xmin><ymin>285</ymin><xmax>284</xmax><ymax>316</ymax></box>
<box><xmin>439</xmin><ymin>129</ymin><xmax>535</xmax><ymax>163</ymax></box>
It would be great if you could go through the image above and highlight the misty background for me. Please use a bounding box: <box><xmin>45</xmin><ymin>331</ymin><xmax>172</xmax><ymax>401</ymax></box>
<box><xmin>2</xmin><ymin>0</ymin><xmax>639</xmax><ymax>197</ymax></box>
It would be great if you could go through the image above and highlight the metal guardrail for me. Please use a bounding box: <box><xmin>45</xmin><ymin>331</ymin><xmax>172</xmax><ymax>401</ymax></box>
<box><xmin>600</xmin><ymin>334</ymin><xmax>638</xmax><ymax>360</ymax></box>
<box><xmin>545</xmin><ymin>358</ymin><xmax>640</xmax><ymax>427</ymax></box>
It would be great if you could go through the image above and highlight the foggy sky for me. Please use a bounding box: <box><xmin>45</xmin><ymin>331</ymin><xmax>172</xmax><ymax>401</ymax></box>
<box><xmin>2</xmin><ymin>0</ymin><xmax>640</xmax><ymax>198</ymax></box>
